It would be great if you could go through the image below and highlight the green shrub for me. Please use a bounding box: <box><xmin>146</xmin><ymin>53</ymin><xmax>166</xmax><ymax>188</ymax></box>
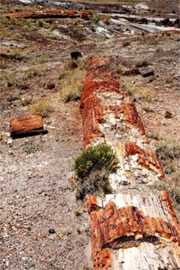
<box><xmin>75</xmin><ymin>143</ymin><xmax>117</xmax><ymax>178</ymax></box>
<box><xmin>74</xmin><ymin>143</ymin><xmax>118</xmax><ymax>199</ymax></box>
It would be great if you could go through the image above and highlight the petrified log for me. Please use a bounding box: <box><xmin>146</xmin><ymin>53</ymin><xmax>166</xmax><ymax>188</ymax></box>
<box><xmin>10</xmin><ymin>115</ymin><xmax>45</xmax><ymax>138</ymax></box>
<box><xmin>3</xmin><ymin>9</ymin><xmax>89</xmax><ymax>19</ymax></box>
<box><xmin>78</xmin><ymin>57</ymin><xmax>180</xmax><ymax>269</ymax></box>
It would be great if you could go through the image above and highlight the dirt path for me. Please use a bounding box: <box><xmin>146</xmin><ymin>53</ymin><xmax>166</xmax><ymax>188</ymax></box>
<box><xmin>0</xmin><ymin>95</ymin><xmax>90</xmax><ymax>270</ymax></box>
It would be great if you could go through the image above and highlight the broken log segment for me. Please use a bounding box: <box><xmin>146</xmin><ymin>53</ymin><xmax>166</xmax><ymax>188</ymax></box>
<box><xmin>10</xmin><ymin>115</ymin><xmax>46</xmax><ymax>139</ymax></box>
<box><xmin>3</xmin><ymin>9</ymin><xmax>89</xmax><ymax>19</ymax></box>
<box><xmin>77</xmin><ymin>57</ymin><xmax>180</xmax><ymax>269</ymax></box>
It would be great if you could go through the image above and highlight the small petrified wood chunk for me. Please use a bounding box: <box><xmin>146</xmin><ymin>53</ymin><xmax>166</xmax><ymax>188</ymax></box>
<box><xmin>10</xmin><ymin>115</ymin><xmax>45</xmax><ymax>138</ymax></box>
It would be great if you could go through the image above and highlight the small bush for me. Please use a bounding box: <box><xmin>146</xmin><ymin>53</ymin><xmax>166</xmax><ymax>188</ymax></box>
<box><xmin>157</xmin><ymin>139</ymin><xmax>180</xmax><ymax>161</ymax></box>
<box><xmin>135</xmin><ymin>59</ymin><xmax>151</xmax><ymax>68</ymax></box>
<box><xmin>128</xmin><ymin>86</ymin><xmax>156</xmax><ymax>102</ymax></box>
<box><xmin>74</xmin><ymin>143</ymin><xmax>118</xmax><ymax>200</ymax></box>
<box><xmin>155</xmin><ymin>47</ymin><xmax>164</xmax><ymax>54</ymax></box>
<box><xmin>147</xmin><ymin>132</ymin><xmax>160</xmax><ymax>141</ymax></box>
<box><xmin>122</xmin><ymin>77</ymin><xmax>156</xmax><ymax>102</ymax></box>
<box><xmin>116</xmin><ymin>65</ymin><xmax>125</xmax><ymax>75</ymax></box>
<box><xmin>13</xmin><ymin>53</ymin><xmax>24</xmax><ymax>61</ymax></box>
<box><xmin>155</xmin><ymin>172</ymin><xmax>180</xmax><ymax>208</ymax></box>
<box><xmin>23</xmin><ymin>66</ymin><xmax>44</xmax><ymax>79</ymax></box>
<box><xmin>75</xmin><ymin>143</ymin><xmax>117</xmax><ymax>178</ymax></box>
<box><xmin>7</xmin><ymin>92</ymin><xmax>19</xmax><ymax>102</ymax></box>
<box><xmin>59</xmin><ymin>60</ymin><xmax>85</xmax><ymax>103</ymax></box>
<box><xmin>6</xmin><ymin>75</ymin><xmax>19</xmax><ymax>87</ymax></box>
<box><xmin>21</xmin><ymin>96</ymin><xmax>33</xmax><ymax>106</ymax></box>
<box><xmin>122</xmin><ymin>41</ymin><xmax>130</xmax><ymax>47</ymax></box>
<box><xmin>165</xmin><ymin>75</ymin><xmax>173</xmax><ymax>84</ymax></box>
<box><xmin>156</xmin><ymin>138</ymin><xmax>180</xmax><ymax>175</ymax></box>
<box><xmin>142</xmin><ymin>105</ymin><xmax>153</xmax><ymax>113</ymax></box>
<box><xmin>38</xmin><ymin>20</ymin><xmax>44</xmax><ymax>27</ymax></box>
<box><xmin>60</xmin><ymin>84</ymin><xmax>82</xmax><ymax>103</ymax></box>
<box><xmin>148</xmin><ymin>75</ymin><xmax>156</xmax><ymax>83</ymax></box>
<box><xmin>23</xmin><ymin>139</ymin><xmax>41</xmax><ymax>154</ymax></box>
<box><xmin>29</xmin><ymin>100</ymin><xmax>54</xmax><ymax>117</ymax></box>
<box><xmin>0</xmin><ymin>60</ymin><xmax>7</xmax><ymax>69</ymax></box>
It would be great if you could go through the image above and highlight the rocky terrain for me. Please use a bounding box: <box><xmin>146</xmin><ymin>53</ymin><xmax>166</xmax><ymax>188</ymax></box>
<box><xmin>0</xmin><ymin>0</ymin><xmax>180</xmax><ymax>269</ymax></box>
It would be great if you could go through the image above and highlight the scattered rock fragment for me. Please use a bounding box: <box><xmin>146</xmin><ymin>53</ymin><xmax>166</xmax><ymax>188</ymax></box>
<box><xmin>165</xmin><ymin>111</ymin><xmax>173</xmax><ymax>119</ymax></box>
<box><xmin>123</xmin><ymin>68</ymin><xmax>140</xmax><ymax>76</ymax></box>
<box><xmin>47</xmin><ymin>82</ymin><xmax>55</xmax><ymax>89</ymax></box>
<box><xmin>141</xmin><ymin>68</ymin><xmax>154</xmax><ymax>78</ymax></box>
<box><xmin>71</xmin><ymin>51</ymin><xmax>82</xmax><ymax>60</ymax></box>
<box><xmin>0</xmin><ymin>132</ymin><xmax>11</xmax><ymax>143</ymax></box>
<box><xmin>48</xmin><ymin>228</ymin><xmax>56</xmax><ymax>234</ymax></box>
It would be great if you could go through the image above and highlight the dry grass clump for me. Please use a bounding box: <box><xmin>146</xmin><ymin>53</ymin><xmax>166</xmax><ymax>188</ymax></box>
<box><xmin>116</xmin><ymin>65</ymin><xmax>125</xmax><ymax>75</ymax></box>
<box><xmin>157</xmin><ymin>137</ymin><xmax>180</xmax><ymax>175</ymax></box>
<box><xmin>155</xmin><ymin>137</ymin><xmax>180</xmax><ymax>211</ymax></box>
<box><xmin>122</xmin><ymin>78</ymin><xmax>156</xmax><ymax>102</ymax></box>
<box><xmin>59</xmin><ymin>59</ymin><xmax>86</xmax><ymax>103</ymax></box>
<box><xmin>130</xmin><ymin>87</ymin><xmax>155</xmax><ymax>101</ymax></box>
<box><xmin>165</xmin><ymin>75</ymin><xmax>173</xmax><ymax>84</ymax></box>
<box><xmin>157</xmin><ymin>138</ymin><xmax>180</xmax><ymax>161</ymax></box>
<box><xmin>135</xmin><ymin>59</ymin><xmax>151</xmax><ymax>68</ymax></box>
<box><xmin>0</xmin><ymin>60</ymin><xmax>8</xmax><ymax>69</ymax></box>
<box><xmin>29</xmin><ymin>100</ymin><xmax>54</xmax><ymax>117</ymax></box>
<box><xmin>7</xmin><ymin>92</ymin><xmax>20</xmax><ymax>102</ymax></box>
<box><xmin>23</xmin><ymin>66</ymin><xmax>45</xmax><ymax>79</ymax></box>
<box><xmin>155</xmin><ymin>172</ymin><xmax>180</xmax><ymax>209</ymax></box>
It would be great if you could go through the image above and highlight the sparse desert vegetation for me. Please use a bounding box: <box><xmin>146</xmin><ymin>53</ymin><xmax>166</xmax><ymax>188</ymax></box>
<box><xmin>29</xmin><ymin>99</ymin><xmax>54</xmax><ymax>117</ymax></box>
<box><xmin>74</xmin><ymin>143</ymin><xmax>118</xmax><ymax>199</ymax></box>
<box><xmin>122</xmin><ymin>77</ymin><xmax>156</xmax><ymax>101</ymax></box>
<box><xmin>59</xmin><ymin>60</ymin><xmax>86</xmax><ymax>103</ymax></box>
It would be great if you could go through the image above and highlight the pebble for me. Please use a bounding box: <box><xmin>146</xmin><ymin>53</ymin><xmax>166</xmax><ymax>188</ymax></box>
<box><xmin>48</xmin><ymin>228</ymin><xmax>56</xmax><ymax>234</ymax></box>
<box><xmin>165</xmin><ymin>111</ymin><xmax>172</xmax><ymax>119</ymax></box>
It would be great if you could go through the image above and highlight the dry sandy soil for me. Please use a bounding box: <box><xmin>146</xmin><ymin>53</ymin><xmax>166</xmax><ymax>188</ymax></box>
<box><xmin>0</xmin><ymin>0</ymin><xmax>180</xmax><ymax>269</ymax></box>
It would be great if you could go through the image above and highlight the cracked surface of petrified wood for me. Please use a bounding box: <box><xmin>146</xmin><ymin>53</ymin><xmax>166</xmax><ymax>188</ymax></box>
<box><xmin>80</xmin><ymin>57</ymin><xmax>180</xmax><ymax>270</ymax></box>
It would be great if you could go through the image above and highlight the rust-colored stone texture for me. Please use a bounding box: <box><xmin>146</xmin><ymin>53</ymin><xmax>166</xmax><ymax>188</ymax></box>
<box><xmin>125</xmin><ymin>142</ymin><xmax>164</xmax><ymax>177</ymax></box>
<box><xmin>87</xmin><ymin>194</ymin><xmax>180</xmax><ymax>270</ymax></box>
<box><xmin>3</xmin><ymin>9</ymin><xmax>89</xmax><ymax>19</ymax></box>
<box><xmin>10</xmin><ymin>115</ymin><xmax>45</xmax><ymax>138</ymax></box>
<box><xmin>79</xmin><ymin>57</ymin><xmax>180</xmax><ymax>269</ymax></box>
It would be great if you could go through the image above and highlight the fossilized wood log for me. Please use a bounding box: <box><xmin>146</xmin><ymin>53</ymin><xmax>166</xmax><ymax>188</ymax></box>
<box><xmin>87</xmin><ymin>192</ymin><xmax>180</xmax><ymax>270</ymax></box>
<box><xmin>3</xmin><ymin>9</ymin><xmax>89</xmax><ymax>19</ymax></box>
<box><xmin>79</xmin><ymin>57</ymin><xmax>180</xmax><ymax>269</ymax></box>
<box><xmin>10</xmin><ymin>115</ymin><xmax>45</xmax><ymax>138</ymax></box>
